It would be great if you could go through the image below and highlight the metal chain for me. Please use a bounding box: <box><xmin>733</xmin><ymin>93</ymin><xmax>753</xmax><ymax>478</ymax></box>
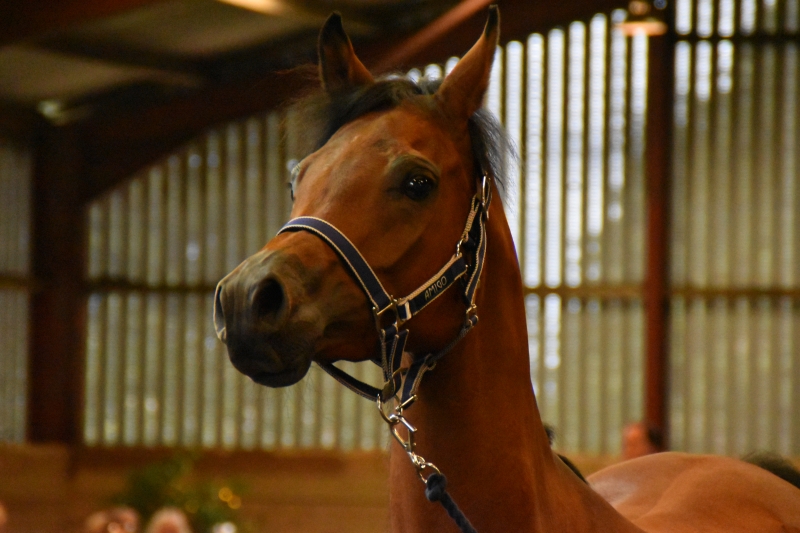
<box><xmin>377</xmin><ymin>396</ymin><xmax>442</xmax><ymax>483</ymax></box>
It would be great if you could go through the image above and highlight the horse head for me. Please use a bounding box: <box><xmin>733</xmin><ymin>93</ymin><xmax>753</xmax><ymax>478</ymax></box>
<box><xmin>213</xmin><ymin>8</ymin><xmax>501</xmax><ymax>389</ymax></box>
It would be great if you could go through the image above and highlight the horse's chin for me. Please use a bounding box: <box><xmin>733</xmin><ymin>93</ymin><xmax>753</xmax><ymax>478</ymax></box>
<box><xmin>224</xmin><ymin>322</ymin><xmax>317</xmax><ymax>388</ymax></box>
<box><xmin>227</xmin><ymin>345</ymin><xmax>313</xmax><ymax>387</ymax></box>
<box><xmin>248</xmin><ymin>360</ymin><xmax>312</xmax><ymax>387</ymax></box>
<box><xmin>228</xmin><ymin>348</ymin><xmax>311</xmax><ymax>387</ymax></box>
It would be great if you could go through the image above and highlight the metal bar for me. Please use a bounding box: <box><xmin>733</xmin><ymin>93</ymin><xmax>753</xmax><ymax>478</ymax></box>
<box><xmin>524</xmin><ymin>284</ymin><xmax>641</xmax><ymax>298</ymax></box>
<box><xmin>0</xmin><ymin>276</ymin><xmax>33</xmax><ymax>290</ymax></box>
<box><xmin>84</xmin><ymin>275</ymin><xmax>800</xmax><ymax>299</ymax></box>
<box><xmin>85</xmin><ymin>280</ymin><xmax>217</xmax><ymax>294</ymax></box>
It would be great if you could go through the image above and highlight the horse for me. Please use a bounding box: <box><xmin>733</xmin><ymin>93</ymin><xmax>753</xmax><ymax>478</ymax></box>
<box><xmin>213</xmin><ymin>7</ymin><xmax>800</xmax><ymax>532</ymax></box>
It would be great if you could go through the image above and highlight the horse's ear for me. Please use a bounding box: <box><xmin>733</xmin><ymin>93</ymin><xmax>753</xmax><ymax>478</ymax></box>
<box><xmin>318</xmin><ymin>13</ymin><xmax>374</xmax><ymax>92</ymax></box>
<box><xmin>436</xmin><ymin>5</ymin><xmax>499</xmax><ymax>120</ymax></box>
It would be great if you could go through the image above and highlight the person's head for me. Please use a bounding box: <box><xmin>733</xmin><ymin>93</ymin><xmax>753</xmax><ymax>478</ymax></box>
<box><xmin>145</xmin><ymin>508</ymin><xmax>192</xmax><ymax>533</ymax></box>
<box><xmin>85</xmin><ymin>507</ymin><xmax>140</xmax><ymax>533</ymax></box>
<box><xmin>622</xmin><ymin>421</ymin><xmax>663</xmax><ymax>460</ymax></box>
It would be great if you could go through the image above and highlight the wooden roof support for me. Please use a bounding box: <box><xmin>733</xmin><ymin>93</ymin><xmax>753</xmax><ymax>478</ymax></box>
<box><xmin>78</xmin><ymin>67</ymin><xmax>311</xmax><ymax>202</ymax></box>
<box><xmin>75</xmin><ymin>0</ymin><xmax>635</xmax><ymax>203</ymax></box>
<box><xmin>643</xmin><ymin>28</ymin><xmax>675</xmax><ymax>445</ymax></box>
<box><xmin>27</xmin><ymin>123</ymin><xmax>87</xmax><ymax>444</ymax></box>
<box><xmin>0</xmin><ymin>0</ymin><xmax>169</xmax><ymax>46</ymax></box>
<box><xmin>372</xmin><ymin>0</ymin><xmax>632</xmax><ymax>72</ymax></box>
<box><xmin>0</xmin><ymin>102</ymin><xmax>44</xmax><ymax>141</ymax></box>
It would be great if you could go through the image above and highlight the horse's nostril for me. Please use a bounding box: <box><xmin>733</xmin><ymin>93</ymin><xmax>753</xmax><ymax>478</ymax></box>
<box><xmin>214</xmin><ymin>282</ymin><xmax>227</xmax><ymax>343</ymax></box>
<box><xmin>251</xmin><ymin>278</ymin><xmax>286</xmax><ymax>323</ymax></box>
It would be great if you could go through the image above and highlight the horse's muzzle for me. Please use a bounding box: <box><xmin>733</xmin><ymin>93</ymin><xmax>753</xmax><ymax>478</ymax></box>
<box><xmin>213</xmin><ymin>249</ymin><xmax>315</xmax><ymax>387</ymax></box>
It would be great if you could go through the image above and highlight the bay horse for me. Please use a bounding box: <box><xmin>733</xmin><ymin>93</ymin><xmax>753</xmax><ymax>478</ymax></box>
<box><xmin>213</xmin><ymin>7</ymin><xmax>800</xmax><ymax>532</ymax></box>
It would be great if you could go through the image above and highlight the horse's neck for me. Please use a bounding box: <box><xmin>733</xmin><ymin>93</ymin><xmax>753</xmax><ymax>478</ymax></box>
<box><xmin>388</xmin><ymin>200</ymin><xmax>642</xmax><ymax>533</ymax></box>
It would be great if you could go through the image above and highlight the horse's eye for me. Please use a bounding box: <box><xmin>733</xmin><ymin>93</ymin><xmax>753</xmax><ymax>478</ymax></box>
<box><xmin>401</xmin><ymin>174</ymin><xmax>435</xmax><ymax>201</ymax></box>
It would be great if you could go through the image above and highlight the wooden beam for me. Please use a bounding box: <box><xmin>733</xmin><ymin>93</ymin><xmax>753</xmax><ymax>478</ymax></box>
<box><xmin>78</xmin><ymin>67</ymin><xmax>312</xmax><ymax>202</ymax></box>
<box><xmin>35</xmin><ymin>36</ymin><xmax>204</xmax><ymax>82</ymax></box>
<box><xmin>84</xmin><ymin>279</ymin><xmax>218</xmax><ymax>295</ymax></box>
<box><xmin>372</xmin><ymin>0</ymin><xmax>632</xmax><ymax>72</ymax></box>
<box><xmin>524</xmin><ymin>284</ymin><xmax>642</xmax><ymax>301</ymax></box>
<box><xmin>371</xmin><ymin>0</ymin><xmax>493</xmax><ymax>73</ymax></box>
<box><xmin>0</xmin><ymin>101</ymin><xmax>44</xmax><ymax>142</ymax></box>
<box><xmin>0</xmin><ymin>276</ymin><xmax>35</xmax><ymax>291</ymax></box>
<box><xmin>28</xmin><ymin>123</ymin><xmax>87</xmax><ymax>444</ymax></box>
<box><xmin>75</xmin><ymin>0</ymin><xmax>633</xmax><ymax>203</ymax></box>
<box><xmin>0</xmin><ymin>0</ymin><xmax>170</xmax><ymax>46</ymax></box>
<box><xmin>643</xmin><ymin>28</ymin><xmax>675</xmax><ymax>447</ymax></box>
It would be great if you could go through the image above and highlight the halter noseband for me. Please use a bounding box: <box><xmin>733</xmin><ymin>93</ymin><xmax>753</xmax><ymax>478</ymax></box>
<box><xmin>278</xmin><ymin>173</ymin><xmax>492</xmax><ymax>409</ymax></box>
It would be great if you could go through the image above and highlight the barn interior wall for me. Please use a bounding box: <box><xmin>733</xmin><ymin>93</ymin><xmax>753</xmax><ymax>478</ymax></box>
<box><xmin>0</xmin><ymin>445</ymin><xmax>391</xmax><ymax>533</ymax></box>
<box><xmin>4</xmin><ymin>1</ymin><xmax>800</xmax><ymax>530</ymax></box>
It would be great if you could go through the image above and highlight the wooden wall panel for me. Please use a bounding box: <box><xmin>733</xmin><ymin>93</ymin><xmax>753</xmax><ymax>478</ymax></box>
<box><xmin>0</xmin><ymin>446</ymin><xmax>390</xmax><ymax>533</ymax></box>
<box><xmin>0</xmin><ymin>445</ymin><xmax>655</xmax><ymax>533</ymax></box>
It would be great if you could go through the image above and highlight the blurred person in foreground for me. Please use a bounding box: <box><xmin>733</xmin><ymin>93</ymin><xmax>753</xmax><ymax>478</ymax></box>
<box><xmin>84</xmin><ymin>506</ymin><xmax>140</xmax><ymax>533</ymax></box>
<box><xmin>144</xmin><ymin>508</ymin><xmax>193</xmax><ymax>533</ymax></box>
<box><xmin>622</xmin><ymin>421</ymin><xmax>664</xmax><ymax>460</ymax></box>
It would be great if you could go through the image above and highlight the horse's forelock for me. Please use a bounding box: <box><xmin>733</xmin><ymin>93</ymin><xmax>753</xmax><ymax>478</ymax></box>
<box><xmin>289</xmin><ymin>75</ymin><xmax>513</xmax><ymax>199</ymax></box>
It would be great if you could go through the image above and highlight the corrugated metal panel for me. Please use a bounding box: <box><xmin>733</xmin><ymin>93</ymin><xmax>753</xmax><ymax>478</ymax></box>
<box><xmin>0</xmin><ymin>138</ymin><xmax>32</xmax><ymax>443</ymax></box>
<box><xmin>669</xmin><ymin>0</ymin><xmax>800</xmax><ymax>455</ymax></box>
<box><xmin>509</xmin><ymin>13</ymin><xmax>648</xmax><ymax>454</ymax></box>
<box><xmin>676</xmin><ymin>0</ymin><xmax>800</xmax><ymax>35</ymax></box>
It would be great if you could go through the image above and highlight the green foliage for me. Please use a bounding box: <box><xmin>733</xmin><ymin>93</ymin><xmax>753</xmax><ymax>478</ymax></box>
<box><xmin>112</xmin><ymin>453</ymin><xmax>247</xmax><ymax>533</ymax></box>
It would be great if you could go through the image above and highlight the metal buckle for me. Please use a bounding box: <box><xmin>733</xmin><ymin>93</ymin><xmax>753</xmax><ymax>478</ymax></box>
<box><xmin>380</xmin><ymin>367</ymin><xmax>407</xmax><ymax>401</ymax></box>
<box><xmin>454</xmin><ymin>234</ymin><xmax>470</xmax><ymax>257</ymax></box>
<box><xmin>479</xmin><ymin>174</ymin><xmax>492</xmax><ymax>214</ymax></box>
<box><xmin>374</xmin><ymin>297</ymin><xmax>414</xmax><ymax>330</ymax></box>
<box><xmin>414</xmin><ymin>460</ymin><xmax>442</xmax><ymax>483</ymax></box>
<box><xmin>376</xmin><ymin>395</ymin><xmax>439</xmax><ymax>483</ymax></box>
<box><xmin>372</xmin><ymin>300</ymin><xmax>398</xmax><ymax>331</ymax></box>
<box><xmin>377</xmin><ymin>396</ymin><xmax>416</xmax><ymax>452</ymax></box>
<box><xmin>394</xmin><ymin>298</ymin><xmax>412</xmax><ymax>326</ymax></box>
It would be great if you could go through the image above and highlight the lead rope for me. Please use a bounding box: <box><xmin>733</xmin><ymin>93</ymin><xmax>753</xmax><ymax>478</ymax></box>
<box><xmin>425</xmin><ymin>473</ymin><xmax>478</xmax><ymax>533</ymax></box>
<box><xmin>378</xmin><ymin>391</ymin><xmax>478</xmax><ymax>533</ymax></box>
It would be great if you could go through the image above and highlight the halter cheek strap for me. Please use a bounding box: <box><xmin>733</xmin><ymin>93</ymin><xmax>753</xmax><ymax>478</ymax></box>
<box><xmin>277</xmin><ymin>175</ymin><xmax>491</xmax><ymax>407</ymax></box>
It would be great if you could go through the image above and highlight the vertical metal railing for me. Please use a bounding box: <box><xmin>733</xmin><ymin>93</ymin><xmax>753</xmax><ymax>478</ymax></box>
<box><xmin>496</xmin><ymin>13</ymin><xmax>649</xmax><ymax>455</ymax></box>
<box><xmin>669</xmin><ymin>0</ymin><xmax>800</xmax><ymax>455</ymax></box>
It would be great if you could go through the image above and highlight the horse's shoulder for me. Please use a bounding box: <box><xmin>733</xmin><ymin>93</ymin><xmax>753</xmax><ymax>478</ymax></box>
<box><xmin>587</xmin><ymin>452</ymin><xmax>800</xmax><ymax>533</ymax></box>
<box><xmin>586</xmin><ymin>452</ymin><xmax>699</xmax><ymax>511</ymax></box>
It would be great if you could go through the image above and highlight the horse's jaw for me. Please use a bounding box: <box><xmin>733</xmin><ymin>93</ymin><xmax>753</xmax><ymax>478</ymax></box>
<box><xmin>223</xmin><ymin>322</ymin><xmax>316</xmax><ymax>387</ymax></box>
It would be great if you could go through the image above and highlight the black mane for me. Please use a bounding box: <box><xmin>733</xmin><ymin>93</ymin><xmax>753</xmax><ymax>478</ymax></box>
<box><xmin>289</xmin><ymin>75</ymin><xmax>512</xmax><ymax>197</ymax></box>
<box><xmin>743</xmin><ymin>451</ymin><xmax>800</xmax><ymax>490</ymax></box>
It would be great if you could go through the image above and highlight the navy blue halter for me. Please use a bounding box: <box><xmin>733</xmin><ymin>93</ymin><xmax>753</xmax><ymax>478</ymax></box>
<box><xmin>278</xmin><ymin>174</ymin><xmax>492</xmax><ymax>408</ymax></box>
